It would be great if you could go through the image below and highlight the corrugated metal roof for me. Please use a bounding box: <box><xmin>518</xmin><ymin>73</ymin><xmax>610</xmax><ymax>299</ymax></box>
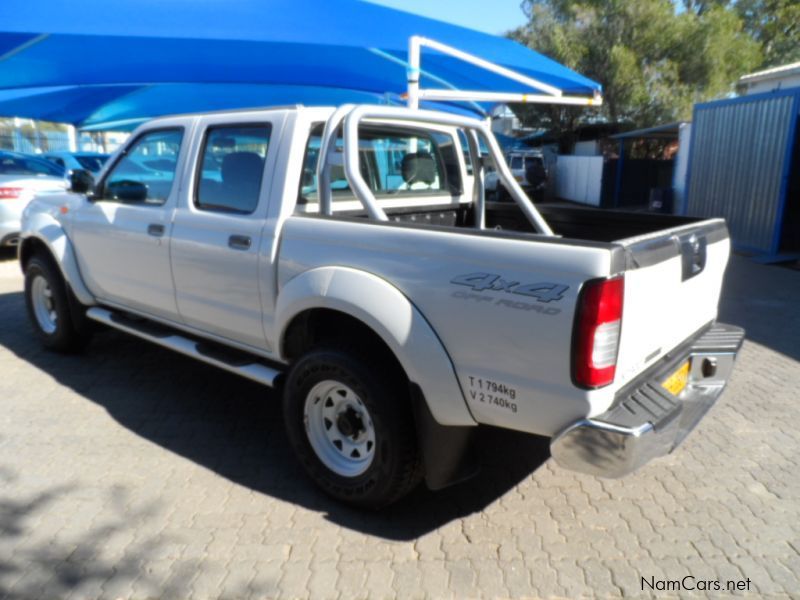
<box><xmin>609</xmin><ymin>122</ymin><xmax>686</xmax><ymax>140</ymax></box>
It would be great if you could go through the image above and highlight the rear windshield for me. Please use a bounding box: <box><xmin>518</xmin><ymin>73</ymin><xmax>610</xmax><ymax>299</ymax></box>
<box><xmin>298</xmin><ymin>124</ymin><xmax>462</xmax><ymax>206</ymax></box>
<box><xmin>0</xmin><ymin>154</ymin><xmax>65</xmax><ymax>177</ymax></box>
<box><xmin>76</xmin><ymin>155</ymin><xmax>109</xmax><ymax>172</ymax></box>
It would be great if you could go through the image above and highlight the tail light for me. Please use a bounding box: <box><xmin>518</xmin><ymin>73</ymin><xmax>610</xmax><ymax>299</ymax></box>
<box><xmin>573</xmin><ymin>276</ymin><xmax>624</xmax><ymax>388</ymax></box>
<box><xmin>0</xmin><ymin>187</ymin><xmax>23</xmax><ymax>200</ymax></box>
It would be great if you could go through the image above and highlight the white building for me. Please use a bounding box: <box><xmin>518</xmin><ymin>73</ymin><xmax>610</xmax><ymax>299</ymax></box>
<box><xmin>738</xmin><ymin>61</ymin><xmax>800</xmax><ymax>95</ymax></box>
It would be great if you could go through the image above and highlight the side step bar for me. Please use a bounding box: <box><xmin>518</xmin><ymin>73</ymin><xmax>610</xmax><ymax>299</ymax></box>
<box><xmin>86</xmin><ymin>307</ymin><xmax>281</xmax><ymax>387</ymax></box>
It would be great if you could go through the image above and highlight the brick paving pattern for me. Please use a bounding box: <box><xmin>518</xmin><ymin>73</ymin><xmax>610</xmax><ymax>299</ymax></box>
<box><xmin>0</xmin><ymin>249</ymin><xmax>798</xmax><ymax>599</ymax></box>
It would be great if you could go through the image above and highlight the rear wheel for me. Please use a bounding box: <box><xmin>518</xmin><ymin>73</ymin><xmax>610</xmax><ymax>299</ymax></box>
<box><xmin>283</xmin><ymin>346</ymin><xmax>422</xmax><ymax>508</ymax></box>
<box><xmin>24</xmin><ymin>256</ymin><xmax>90</xmax><ymax>352</ymax></box>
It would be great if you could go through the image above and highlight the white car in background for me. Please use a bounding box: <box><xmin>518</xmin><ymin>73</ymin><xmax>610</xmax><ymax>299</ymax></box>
<box><xmin>43</xmin><ymin>151</ymin><xmax>110</xmax><ymax>175</ymax></box>
<box><xmin>485</xmin><ymin>149</ymin><xmax>547</xmax><ymax>200</ymax></box>
<box><xmin>0</xmin><ymin>150</ymin><xmax>67</xmax><ymax>247</ymax></box>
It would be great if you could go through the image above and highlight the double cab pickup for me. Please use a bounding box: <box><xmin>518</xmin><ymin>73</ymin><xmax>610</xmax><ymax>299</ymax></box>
<box><xmin>19</xmin><ymin>104</ymin><xmax>743</xmax><ymax>507</ymax></box>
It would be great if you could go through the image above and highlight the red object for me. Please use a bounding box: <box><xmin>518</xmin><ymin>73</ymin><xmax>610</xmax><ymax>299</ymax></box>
<box><xmin>573</xmin><ymin>276</ymin><xmax>624</xmax><ymax>388</ymax></box>
<box><xmin>0</xmin><ymin>187</ymin><xmax>23</xmax><ymax>199</ymax></box>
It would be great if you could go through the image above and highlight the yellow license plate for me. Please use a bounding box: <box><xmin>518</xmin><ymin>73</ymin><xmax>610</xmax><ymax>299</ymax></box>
<box><xmin>662</xmin><ymin>361</ymin><xmax>690</xmax><ymax>396</ymax></box>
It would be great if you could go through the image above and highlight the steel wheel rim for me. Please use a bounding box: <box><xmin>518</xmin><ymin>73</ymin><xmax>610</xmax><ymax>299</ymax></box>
<box><xmin>31</xmin><ymin>275</ymin><xmax>57</xmax><ymax>334</ymax></box>
<box><xmin>304</xmin><ymin>379</ymin><xmax>376</xmax><ymax>477</ymax></box>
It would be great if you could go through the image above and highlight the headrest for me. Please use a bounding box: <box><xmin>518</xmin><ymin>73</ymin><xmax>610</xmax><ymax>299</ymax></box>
<box><xmin>401</xmin><ymin>152</ymin><xmax>436</xmax><ymax>185</ymax></box>
<box><xmin>221</xmin><ymin>151</ymin><xmax>263</xmax><ymax>183</ymax></box>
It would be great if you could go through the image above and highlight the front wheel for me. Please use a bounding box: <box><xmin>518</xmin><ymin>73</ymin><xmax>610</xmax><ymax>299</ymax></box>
<box><xmin>24</xmin><ymin>256</ymin><xmax>90</xmax><ymax>352</ymax></box>
<box><xmin>282</xmin><ymin>346</ymin><xmax>422</xmax><ymax>508</ymax></box>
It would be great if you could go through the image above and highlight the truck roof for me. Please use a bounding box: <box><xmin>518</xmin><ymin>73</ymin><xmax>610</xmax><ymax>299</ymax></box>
<box><xmin>135</xmin><ymin>104</ymin><xmax>491</xmax><ymax>131</ymax></box>
<box><xmin>140</xmin><ymin>104</ymin><xmax>332</xmax><ymax>127</ymax></box>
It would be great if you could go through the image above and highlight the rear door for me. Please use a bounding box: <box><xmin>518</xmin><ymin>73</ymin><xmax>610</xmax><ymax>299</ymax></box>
<box><xmin>613</xmin><ymin>220</ymin><xmax>730</xmax><ymax>388</ymax></box>
<box><xmin>169</xmin><ymin>115</ymin><xmax>284</xmax><ymax>352</ymax></box>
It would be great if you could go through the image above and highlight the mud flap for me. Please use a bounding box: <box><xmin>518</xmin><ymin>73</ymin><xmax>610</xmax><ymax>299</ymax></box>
<box><xmin>409</xmin><ymin>383</ymin><xmax>479</xmax><ymax>490</ymax></box>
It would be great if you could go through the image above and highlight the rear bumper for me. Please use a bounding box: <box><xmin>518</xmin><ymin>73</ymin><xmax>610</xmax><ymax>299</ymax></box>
<box><xmin>550</xmin><ymin>322</ymin><xmax>745</xmax><ymax>478</ymax></box>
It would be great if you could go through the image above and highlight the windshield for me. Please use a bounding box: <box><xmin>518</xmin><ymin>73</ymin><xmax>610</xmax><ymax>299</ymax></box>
<box><xmin>0</xmin><ymin>153</ymin><xmax>65</xmax><ymax>177</ymax></box>
<box><xmin>76</xmin><ymin>155</ymin><xmax>110</xmax><ymax>172</ymax></box>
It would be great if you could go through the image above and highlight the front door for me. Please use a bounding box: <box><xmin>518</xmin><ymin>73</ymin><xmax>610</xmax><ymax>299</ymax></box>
<box><xmin>71</xmin><ymin>126</ymin><xmax>187</xmax><ymax>321</ymax></box>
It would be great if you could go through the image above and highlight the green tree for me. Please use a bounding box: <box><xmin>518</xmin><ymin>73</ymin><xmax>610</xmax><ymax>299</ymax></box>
<box><xmin>734</xmin><ymin>0</ymin><xmax>800</xmax><ymax>67</ymax></box>
<box><xmin>509</xmin><ymin>0</ymin><xmax>762</xmax><ymax>136</ymax></box>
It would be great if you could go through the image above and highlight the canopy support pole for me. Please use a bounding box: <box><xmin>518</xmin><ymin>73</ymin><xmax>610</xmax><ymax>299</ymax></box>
<box><xmin>406</xmin><ymin>35</ymin><xmax>602</xmax><ymax>109</ymax></box>
<box><xmin>67</xmin><ymin>124</ymin><xmax>77</xmax><ymax>152</ymax></box>
<box><xmin>407</xmin><ymin>36</ymin><xmax>422</xmax><ymax>110</ymax></box>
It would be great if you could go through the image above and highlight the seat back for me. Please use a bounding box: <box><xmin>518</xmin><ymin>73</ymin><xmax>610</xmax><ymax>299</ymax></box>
<box><xmin>401</xmin><ymin>152</ymin><xmax>437</xmax><ymax>186</ymax></box>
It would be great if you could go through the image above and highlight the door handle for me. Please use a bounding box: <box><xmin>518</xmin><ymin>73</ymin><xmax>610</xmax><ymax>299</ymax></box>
<box><xmin>680</xmin><ymin>234</ymin><xmax>707</xmax><ymax>281</ymax></box>
<box><xmin>228</xmin><ymin>234</ymin><xmax>252</xmax><ymax>250</ymax></box>
<box><xmin>147</xmin><ymin>223</ymin><xmax>165</xmax><ymax>237</ymax></box>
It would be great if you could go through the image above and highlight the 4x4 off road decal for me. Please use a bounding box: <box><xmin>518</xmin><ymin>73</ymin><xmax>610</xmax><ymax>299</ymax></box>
<box><xmin>451</xmin><ymin>272</ymin><xmax>568</xmax><ymax>303</ymax></box>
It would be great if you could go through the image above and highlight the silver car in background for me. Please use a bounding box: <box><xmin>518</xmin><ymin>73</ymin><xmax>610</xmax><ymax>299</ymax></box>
<box><xmin>0</xmin><ymin>150</ymin><xmax>67</xmax><ymax>247</ymax></box>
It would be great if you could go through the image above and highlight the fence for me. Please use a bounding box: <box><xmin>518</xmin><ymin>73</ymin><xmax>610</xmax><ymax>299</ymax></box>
<box><xmin>553</xmin><ymin>155</ymin><xmax>604</xmax><ymax>206</ymax></box>
<box><xmin>0</xmin><ymin>130</ymin><xmax>73</xmax><ymax>154</ymax></box>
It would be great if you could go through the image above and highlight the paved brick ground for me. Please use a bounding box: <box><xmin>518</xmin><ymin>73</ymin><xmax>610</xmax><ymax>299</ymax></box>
<box><xmin>0</xmin><ymin>248</ymin><xmax>798</xmax><ymax>599</ymax></box>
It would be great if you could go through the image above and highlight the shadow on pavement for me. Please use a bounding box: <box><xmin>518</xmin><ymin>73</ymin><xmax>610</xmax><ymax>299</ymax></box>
<box><xmin>0</xmin><ymin>476</ymin><xmax>269</xmax><ymax>598</ymax></box>
<box><xmin>718</xmin><ymin>255</ymin><xmax>800</xmax><ymax>362</ymax></box>
<box><xmin>0</xmin><ymin>288</ymin><xmax>550</xmax><ymax>541</ymax></box>
<box><xmin>0</xmin><ymin>247</ymin><xmax>17</xmax><ymax>262</ymax></box>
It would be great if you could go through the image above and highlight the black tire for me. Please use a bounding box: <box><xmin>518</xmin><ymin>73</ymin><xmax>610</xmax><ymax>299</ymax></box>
<box><xmin>283</xmin><ymin>346</ymin><xmax>422</xmax><ymax>508</ymax></box>
<box><xmin>24</xmin><ymin>255</ymin><xmax>91</xmax><ymax>352</ymax></box>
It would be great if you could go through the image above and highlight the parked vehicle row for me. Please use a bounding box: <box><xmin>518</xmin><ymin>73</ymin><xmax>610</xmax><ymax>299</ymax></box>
<box><xmin>0</xmin><ymin>150</ymin><xmax>68</xmax><ymax>247</ymax></box>
<box><xmin>43</xmin><ymin>151</ymin><xmax>110</xmax><ymax>175</ymax></box>
<box><xmin>0</xmin><ymin>150</ymin><xmax>110</xmax><ymax>247</ymax></box>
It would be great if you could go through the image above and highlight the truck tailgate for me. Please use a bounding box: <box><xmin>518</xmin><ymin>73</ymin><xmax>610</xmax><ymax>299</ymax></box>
<box><xmin>613</xmin><ymin>219</ymin><xmax>730</xmax><ymax>389</ymax></box>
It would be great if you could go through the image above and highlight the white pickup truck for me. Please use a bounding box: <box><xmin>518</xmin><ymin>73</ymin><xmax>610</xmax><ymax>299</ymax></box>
<box><xmin>19</xmin><ymin>104</ymin><xmax>743</xmax><ymax>508</ymax></box>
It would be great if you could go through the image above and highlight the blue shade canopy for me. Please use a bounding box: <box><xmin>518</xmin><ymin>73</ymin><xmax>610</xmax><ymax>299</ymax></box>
<box><xmin>0</xmin><ymin>84</ymin><xmax>402</xmax><ymax>130</ymax></box>
<box><xmin>0</xmin><ymin>0</ymin><xmax>601</xmax><ymax>128</ymax></box>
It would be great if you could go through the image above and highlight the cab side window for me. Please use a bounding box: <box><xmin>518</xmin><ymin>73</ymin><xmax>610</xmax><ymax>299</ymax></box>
<box><xmin>195</xmin><ymin>125</ymin><xmax>271</xmax><ymax>214</ymax></box>
<box><xmin>103</xmin><ymin>129</ymin><xmax>183</xmax><ymax>205</ymax></box>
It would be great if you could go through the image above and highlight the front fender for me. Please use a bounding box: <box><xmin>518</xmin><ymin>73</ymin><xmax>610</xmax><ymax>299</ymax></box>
<box><xmin>19</xmin><ymin>211</ymin><xmax>95</xmax><ymax>306</ymax></box>
<box><xmin>274</xmin><ymin>266</ymin><xmax>475</xmax><ymax>427</ymax></box>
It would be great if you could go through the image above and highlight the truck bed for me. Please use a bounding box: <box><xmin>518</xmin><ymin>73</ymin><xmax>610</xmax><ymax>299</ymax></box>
<box><xmin>485</xmin><ymin>201</ymin><xmax>704</xmax><ymax>242</ymax></box>
<box><xmin>326</xmin><ymin>200</ymin><xmax>708</xmax><ymax>246</ymax></box>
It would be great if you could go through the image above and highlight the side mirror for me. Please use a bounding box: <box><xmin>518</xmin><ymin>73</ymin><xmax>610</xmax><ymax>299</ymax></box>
<box><xmin>69</xmin><ymin>169</ymin><xmax>95</xmax><ymax>194</ymax></box>
<box><xmin>106</xmin><ymin>179</ymin><xmax>148</xmax><ymax>202</ymax></box>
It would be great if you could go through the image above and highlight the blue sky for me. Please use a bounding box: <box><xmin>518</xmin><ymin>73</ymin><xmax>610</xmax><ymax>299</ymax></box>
<box><xmin>364</xmin><ymin>1</ymin><xmax>528</xmax><ymax>35</ymax></box>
